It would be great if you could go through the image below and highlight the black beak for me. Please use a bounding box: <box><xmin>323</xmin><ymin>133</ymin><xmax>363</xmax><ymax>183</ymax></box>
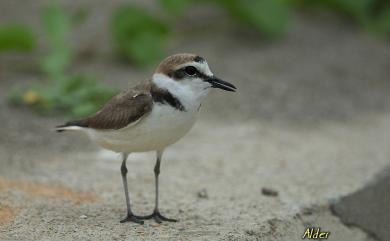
<box><xmin>205</xmin><ymin>76</ymin><xmax>237</xmax><ymax>92</ymax></box>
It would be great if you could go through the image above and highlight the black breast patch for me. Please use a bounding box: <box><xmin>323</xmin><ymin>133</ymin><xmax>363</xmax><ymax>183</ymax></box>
<box><xmin>151</xmin><ymin>88</ymin><xmax>186</xmax><ymax>112</ymax></box>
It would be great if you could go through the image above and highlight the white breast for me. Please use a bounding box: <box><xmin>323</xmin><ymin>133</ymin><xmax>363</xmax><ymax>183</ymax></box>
<box><xmin>87</xmin><ymin>103</ymin><xmax>198</xmax><ymax>153</ymax></box>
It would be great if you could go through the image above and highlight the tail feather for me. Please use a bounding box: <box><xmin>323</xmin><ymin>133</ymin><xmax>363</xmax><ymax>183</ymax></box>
<box><xmin>55</xmin><ymin>125</ymin><xmax>67</xmax><ymax>132</ymax></box>
<box><xmin>55</xmin><ymin>120</ymin><xmax>88</xmax><ymax>132</ymax></box>
<box><xmin>54</xmin><ymin>125</ymin><xmax>84</xmax><ymax>132</ymax></box>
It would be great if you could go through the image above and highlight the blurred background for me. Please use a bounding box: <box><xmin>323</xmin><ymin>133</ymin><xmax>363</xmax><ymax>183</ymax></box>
<box><xmin>0</xmin><ymin>0</ymin><xmax>389</xmax><ymax>240</ymax></box>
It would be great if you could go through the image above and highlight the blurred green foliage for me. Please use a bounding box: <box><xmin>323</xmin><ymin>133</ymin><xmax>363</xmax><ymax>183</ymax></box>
<box><xmin>111</xmin><ymin>0</ymin><xmax>290</xmax><ymax>65</ymax></box>
<box><xmin>9</xmin><ymin>76</ymin><xmax>115</xmax><ymax>117</ymax></box>
<box><xmin>295</xmin><ymin>0</ymin><xmax>390</xmax><ymax>36</ymax></box>
<box><xmin>111</xmin><ymin>6</ymin><xmax>169</xmax><ymax>66</ymax></box>
<box><xmin>160</xmin><ymin>0</ymin><xmax>192</xmax><ymax>16</ymax></box>
<box><xmin>111</xmin><ymin>0</ymin><xmax>389</xmax><ymax>66</ymax></box>
<box><xmin>40</xmin><ymin>4</ymin><xmax>73</xmax><ymax>82</ymax></box>
<box><xmin>10</xmin><ymin>4</ymin><xmax>116</xmax><ymax>117</ymax></box>
<box><xmin>216</xmin><ymin>0</ymin><xmax>290</xmax><ymax>37</ymax></box>
<box><xmin>0</xmin><ymin>25</ymin><xmax>35</xmax><ymax>52</ymax></box>
<box><xmin>368</xmin><ymin>7</ymin><xmax>390</xmax><ymax>36</ymax></box>
<box><xmin>5</xmin><ymin>0</ymin><xmax>390</xmax><ymax>117</ymax></box>
<box><xmin>317</xmin><ymin>0</ymin><xmax>372</xmax><ymax>18</ymax></box>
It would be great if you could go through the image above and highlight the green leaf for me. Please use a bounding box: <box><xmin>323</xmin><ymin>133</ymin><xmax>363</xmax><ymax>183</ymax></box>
<box><xmin>0</xmin><ymin>25</ymin><xmax>35</xmax><ymax>52</ymax></box>
<box><xmin>41</xmin><ymin>4</ymin><xmax>71</xmax><ymax>47</ymax></box>
<box><xmin>41</xmin><ymin>48</ymin><xmax>72</xmax><ymax>81</ymax></box>
<box><xmin>220</xmin><ymin>0</ymin><xmax>290</xmax><ymax>37</ymax></box>
<box><xmin>111</xmin><ymin>5</ymin><xmax>169</xmax><ymax>66</ymax></box>
<box><xmin>365</xmin><ymin>6</ymin><xmax>390</xmax><ymax>37</ymax></box>
<box><xmin>40</xmin><ymin>3</ymin><xmax>74</xmax><ymax>80</ymax></box>
<box><xmin>159</xmin><ymin>0</ymin><xmax>191</xmax><ymax>16</ymax></box>
<box><xmin>330</xmin><ymin>0</ymin><xmax>372</xmax><ymax>21</ymax></box>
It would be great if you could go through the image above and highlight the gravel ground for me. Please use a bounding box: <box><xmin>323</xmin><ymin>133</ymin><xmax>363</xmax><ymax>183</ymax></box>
<box><xmin>0</xmin><ymin>1</ymin><xmax>390</xmax><ymax>240</ymax></box>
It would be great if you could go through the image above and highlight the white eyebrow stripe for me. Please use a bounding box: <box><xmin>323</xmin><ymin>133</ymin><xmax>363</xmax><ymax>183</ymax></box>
<box><xmin>176</xmin><ymin>62</ymin><xmax>213</xmax><ymax>77</ymax></box>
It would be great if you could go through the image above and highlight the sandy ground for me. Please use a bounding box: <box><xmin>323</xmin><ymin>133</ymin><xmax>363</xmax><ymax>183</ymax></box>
<box><xmin>1</xmin><ymin>1</ymin><xmax>390</xmax><ymax>240</ymax></box>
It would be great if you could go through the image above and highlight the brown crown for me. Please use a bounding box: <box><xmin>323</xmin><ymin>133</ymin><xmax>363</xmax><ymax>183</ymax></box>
<box><xmin>155</xmin><ymin>53</ymin><xmax>204</xmax><ymax>75</ymax></box>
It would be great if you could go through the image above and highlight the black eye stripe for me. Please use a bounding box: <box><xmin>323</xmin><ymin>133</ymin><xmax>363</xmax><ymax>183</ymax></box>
<box><xmin>171</xmin><ymin>66</ymin><xmax>210</xmax><ymax>80</ymax></box>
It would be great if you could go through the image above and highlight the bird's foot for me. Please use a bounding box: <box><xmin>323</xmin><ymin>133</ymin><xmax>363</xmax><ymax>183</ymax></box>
<box><xmin>120</xmin><ymin>212</ymin><xmax>144</xmax><ymax>224</ymax></box>
<box><xmin>136</xmin><ymin>210</ymin><xmax>178</xmax><ymax>223</ymax></box>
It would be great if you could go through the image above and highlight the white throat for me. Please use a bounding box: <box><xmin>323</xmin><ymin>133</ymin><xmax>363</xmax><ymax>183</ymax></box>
<box><xmin>152</xmin><ymin>73</ymin><xmax>210</xmax><ymax>111</ymax></box>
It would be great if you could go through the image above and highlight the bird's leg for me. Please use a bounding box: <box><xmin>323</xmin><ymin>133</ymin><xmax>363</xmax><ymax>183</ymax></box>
<box><xmin>120</xmin><ymin>153</ymin><xmax>144</xmax><ymax>224</ymax></box>
<box><xmin>136</xmin><ymin>150</ymin><xmax>177</xmax><ymax>223</ymax></box>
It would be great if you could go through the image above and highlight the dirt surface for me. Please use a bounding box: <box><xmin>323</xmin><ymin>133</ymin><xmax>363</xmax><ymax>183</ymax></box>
<box><xmin>1</xmin><ymin>1</ymin><xmax>390</xmax><ymax>240</ymax></box>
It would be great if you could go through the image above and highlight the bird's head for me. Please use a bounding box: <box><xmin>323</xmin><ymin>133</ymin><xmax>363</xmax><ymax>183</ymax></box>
<box><xmin>153</xmin><ymin>53</ymin><xmax>236</xmax><ymax>95</ymax></box>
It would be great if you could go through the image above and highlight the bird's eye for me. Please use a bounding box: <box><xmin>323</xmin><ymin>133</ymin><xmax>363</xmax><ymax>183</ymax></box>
<box><xmin>184</xmin><ymin>66</ymin><xmax>197</xmax><ymax>76</ymax></box>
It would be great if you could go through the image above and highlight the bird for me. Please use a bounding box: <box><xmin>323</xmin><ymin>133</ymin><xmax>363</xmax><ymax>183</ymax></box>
<box><xmin>55</xmin><ymin>53</ymin><xmax>237</xmax><ymax>224</ymax></box>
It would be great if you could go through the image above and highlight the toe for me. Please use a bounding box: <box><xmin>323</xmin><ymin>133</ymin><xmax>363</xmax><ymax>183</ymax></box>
<box><xmin>156</xmin><ymin>212</ymin><xmax>178</xmax><ymax>222</ymax></box>
<box><xmin>154</xmin><ymin>216</ymin><xmax>162</xmax><ymax>223</ymax></box>
<box><xmin>120</xmin><ymin>215</ymin><xmax>144</xmax><ymax>224</ymax></box>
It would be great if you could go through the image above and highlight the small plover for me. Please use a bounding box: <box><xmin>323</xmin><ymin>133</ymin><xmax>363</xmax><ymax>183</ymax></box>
<box><xmin>56</xmin><ymin>53</ymin><xmax>236</xmax><ymax>224</ymax></box>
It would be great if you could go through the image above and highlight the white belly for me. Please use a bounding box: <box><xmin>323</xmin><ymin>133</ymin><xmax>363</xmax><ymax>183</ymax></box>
<box><xmin>86</xmin><ymin>104</ymin><xmax>197</xmax><ymax>153</ymax></box>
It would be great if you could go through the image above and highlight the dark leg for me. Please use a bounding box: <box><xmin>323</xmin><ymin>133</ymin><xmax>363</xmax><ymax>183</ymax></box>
<box><xmin>137</xmin><ymin>150</ymin><xmax>177</xmax><ymax>223</ymax></box>
<box><xmin>119</xmin><ymin>153</ymin><xmax>144</xmax><ymax>224</ymax></box>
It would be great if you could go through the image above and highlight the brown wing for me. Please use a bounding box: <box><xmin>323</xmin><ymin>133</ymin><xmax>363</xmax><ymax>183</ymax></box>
<box><xmin>60</xmin><ymin>87</ymin><xmax>153</xmax><ymax>130</ymax></box>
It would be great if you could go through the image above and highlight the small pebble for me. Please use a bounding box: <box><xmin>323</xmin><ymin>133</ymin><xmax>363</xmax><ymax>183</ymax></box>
<box><xmin>197</xmin><ymin>188</ymin><xmax>209</xmax><ymax>199</ymax></box>
<box><xmin>302</xmin><ymin>207</ymin><xmax>313</xmax><ymax>215</ymax></box>
<box><xmin>261</xmin><ymin>187</ymin><xmax>278</xmax><ymax>197</ymax></box>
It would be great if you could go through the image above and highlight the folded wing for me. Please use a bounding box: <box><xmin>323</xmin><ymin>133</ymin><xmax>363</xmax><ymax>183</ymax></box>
<box><xmin>56</xmin><ymin>87</ymin><xmax>153</xmax><ymax>131</ymax></box>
